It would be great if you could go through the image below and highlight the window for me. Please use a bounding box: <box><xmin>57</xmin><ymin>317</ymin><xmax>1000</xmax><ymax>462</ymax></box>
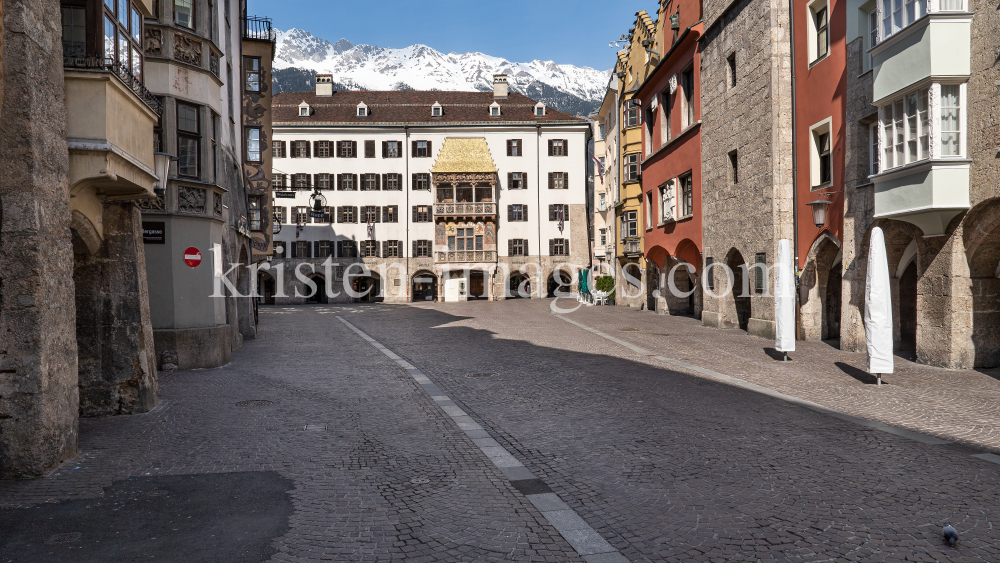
<box><xmin>245</xmin><ymin>128</ymin><xmax>261</xmax><ymax>162</ymax></box>
<box><xmin>940</xmin><ymin>85</ymin><xmax>961</xmax><ymax>156</ymax></box>
<box><xmin>339</xmin><ymin>141</ymin><xmax>356</xmax><ymax>158</ymax></box>
<box><xmin>880</xmin><ymin>86</ymin><xmax>937</xmax><ymax>170</ymax></box>
<box><xmin>681</xmin><ymin>66</ymin><xmax>695</xmax><ymax>128</ymax></box>
<box><xmin>272</xmin><ymin>141</ymin><xmax>285</xmax><ymax>158</ymax></box>
<box><xmin>645</xmin><ymin>191</ymin><xmax>653</xmax><ymax>229</ymax></box>
<box><xmin>413</xmin><ymin>240</ymin><xmax>432</xmax><ymax>258</ymax></box>
<box><xmin>364</xmin><ymin>140</ymin><xmax>376</xmax><ymax>158</ymax></box>
<box><xmin>660</xmin><ymin>90</ymin><xmax>673</xmax><ymax>144</ymax></box>
<box><xmin>174</xmin><ymin>0</ymin><xmax>193</xmax><ymax>29</ymax></box>
<box><xmin>102</xmin><ymin>0</ymin><xmax>143</xmax><ymax>79</ymax></box>
<box><xmin>337</xmin><ymin>173</ymin><xmax>357</xmax><ymax>191</ymax></box>
<box><xmin>337</xmin><ymin>206</ymin><xmax>357</xmax><ymax>223</ymax></box>
<box><xmin>599</xmin><ymin>193</ymin><xmax>606</xmax><ymax>211</ymax></box>
<box><xmin>548</xmin><ymin>139</ymin><xmax>568</xmax><ymax>156</ymax></box>
<box><xmin>245</xmin><ymin>57</ymin><xmax>260</xmax><ymax>92</ymax></box>
<box><xmin>274</xmin><ymin>174</ymin><xmax>286</xmax><ymax>189</ymax></box>
<box><xmin>60</xmin><ymin>6</ymin><xmax>86</xmax><ymax>58</ymax></box>
<box><xmin>508</xmin><ymin>204</ymin><xmax>528</xmax><ymax>222</ymax></box>
<box><xmin>382</xmin><ymin>206</ymin><xmax>398</xmax><ymax>222</ymax></box>
<box><xmin>868</xmin><ymin>9</ymin><xmax>878</xmax><ymax>69</ymax></box>
<box><xmin>357</xmin><ymin>106</ymin><xmax>368</xmax><ymax>117</ymax></box>
<box><xmin>275</xmin><ymin>206</ymin><xmax>288</xmax><ymax>224</ymax></box>
<box><xmin>362</xmin><ymin>173</ymin><xmax>379</xmax><ymax>191</ymax></box>
<box><xmin>293</xmin><ymin>241</ymin><xmax>310</xmax><ymax>258</ymax></box>
<box><xmin>659</xmin><ymin>181</ymin><xmax>675</xmax><ymax>223</ymax></box>
<box><xmin>754</xmin><ymin>252</ymin><xmax>767</xmax><ymax>294</ymax></box>
<box><xmin>507</xmin><ymin>139</ymin><xmax>522</xmax><ymax>156</ymax></box>
<box><xmin>383</xmin><ymin>141</ymin><xmax>400</xmax><ymax>158</ymax></box>
<box><xmin>360</xmin><ymin>240</ymin><xmax>379</xmax><ymax>257</ymax></box>
<box><xmin>548</xmin><ymin>172</ymin><xmax>568</xmax><ymax>189</ymax></box>
<box><xmin>316</xmin><ymin>141</ymin><xmax>331</xmax><ymax>158</ymax></box>
<box><xmin>294</xmin><ymin>206</ymin><xmax>309</xmax><ymax>225</ymax></box>
<box><xmin>383</xmin><ymin>240</ymin><xmax>401</xmax><ymax>258</ymax></box>
<box><xmin>362</xmin><ymin>206</ymin><xmax>380</xmax><ymax>223</ymax></box>
<box><xmin>413</xmin><ymin>140</ymin><xmax>431</xmax><ymax>158</ymax></box>
<box><xmin>598</xmin><ymin>124</ymin><xmax>606</xmax><ymax>140</ymax></box>
<box><xmin>412</xmin><ymin>205</ymin><xmax>431</xmax><ymax>222</ymax></box>
<box><xmin>869</xmin><ymin>122</ymin><xmax>880</xmax><ymax>176</ymax></box>
<box><xmin>317</xmin><ymin>241</ymin><xmax>334</xmax><ymax>258</ymax></box>
<box><xmin>412</xmin><ymin>173</ymin><xmax>430</xmax><ymax>190</ymax></box>
<box><xmin>293</xmin><ymin>140</ymin><xmax>309</xmax><ymax>158</ymax></box>
<box><xmin>535</xmin><ymin>105</ymin><xmax>545</xmax><ymax>117</ymax></box>
<box><xmin>939</xmin><ymin>0</ymin><xmax>962</xmax><ymax>9</ymax></box>
<box><xmin>548</xmin><ymin>204</ymin><xmax>569</xmax><ymax>222</ymax></box>
<box><xmin>432</xmin><ymin>105</ymin><xmax>442</xmax><ymax>117</ymax></box>
<box><xmin>316</xmin><ymin>173</ymin><xmax>331</xmax><ymax>190</ymax></box>
<box><xmin>679</xmin><ymin>173</ymin><xmax>693</xmax><ymax>218</ymax></box>
<box><xmin>729</xmin><ymin>150</ymin><xmax>739</xmax><ymax>184</ymax></box>
<box><xmin>249</xmin><ymin>196</ymin><xmax>264</xmax><ymax>231</ymax></box>
<box><xmin>624</xmin><ymin>210</ymin><xmax>638</xmax><ymax>237</ymax></box>
<box><xmin>384</xmin><ymin>174</ymin><xmax>401</xmax><ymax>191</ymax></box>
<box><xmin>705</xmin><ymin>257</ymin><xmax>715</xmax><ymax>290</ymax></box>
<box><xmin>882</xmin><ymin>0</ymin><xmax>926</xmax><ymax>39</ymax></box>
<box><xmin>293</xmin><ymin>174</ymin><xmax>310</xmax><ymax>189</ymax></box>
<box><xmin>624</xmin><ymin>153</ymin><xmax>639</xmax><ymax>181</ymax></box>
<box><xmin>490</xmin><ymin>104</ymin><xmax>500</xmax><ymax>117</ymax></box>
<box><xmin>337</xmin><ymin>240</ymin><xmax>358</xmax><ymax>258</ymax></box>
<box><xmin>813</xmin><ymin>5</ymin><xmax>829</xmax><ymax>62</ymax></box>
<box><xmin>509</xmin><ymin>239</ymin><xmax>528</xmax><ymax>256</ymax></box>
<box><xmin>177</xmin><ymin>103</ymin><xmax>199</xmax><ymax>177</ymax></box>
<box><xmin>599</xmin><ymin>229</ymin><xmax>607</xmax><ymax>246</ymax></box>
<box><xmin>508</xmin><ymin>172</ymin><xmax>526</xmax><ymax>190</ymax></box>
<box><xmin>448</xmin><ymin>228</ymin><xmax>482</xmax><ymax>251</ymax></box>
<box><xmin>299</xmin><ymin>105</ymin><xmax>309</xmax><ymax>117</ymax></box>
<box><xmin>810</xmin><ymin>123</ymin><xmax>833</xmax><ymax>187</ymax></box>
<box><xmin>549</xmin><ymin>238</ymin><xmax>570</xmax><ymax>256</ymax></box>
<box><xmin>727</xmin><ymin>53</ymin><xmax>737</xmax><ymax>88</ymax></box>
<box><xmin>625</xmin><ymin>99</ymin><xmax>639</xmax><ymax>127</ymax></box>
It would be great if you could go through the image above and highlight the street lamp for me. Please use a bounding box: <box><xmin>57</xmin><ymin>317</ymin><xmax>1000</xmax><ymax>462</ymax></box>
<box><xmin>807</xmin><ymin>196</ymin><xmax>833</xmax><ymax>228</ymax></box>
<box><xmin>153</xmin><ymin>151</ymin><xmax>175</xmax><ymax>197</ymax></box>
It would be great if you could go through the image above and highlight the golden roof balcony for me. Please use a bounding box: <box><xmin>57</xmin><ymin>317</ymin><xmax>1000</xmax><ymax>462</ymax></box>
<box><xmin>433</xmin><ymin>201</ymin><xmax>497</xmax><ymax>218</ymax></box>
<box><xmin>436</xmin><ymin>250</ymin><xmax>496</xmax><ymax>263</ymax></box>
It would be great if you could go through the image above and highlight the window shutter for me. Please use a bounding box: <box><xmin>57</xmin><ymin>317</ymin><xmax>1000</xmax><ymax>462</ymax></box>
<box><xmin>507</xmin><ymin>172</ymin><xmax>512</xmax><ymax>189</ymax></box>
<box><xmin>336</xmin><ymin>206</ymin><xmax>342</xmax><ymax>223</ymax></box>
<box><xmin>565</xmin><ymin>239</ymin><xmax>570</xmax><ymax>255</ymax></box>
<box><xmin>351</xmin><ymin>141</ymin><xmax>357</xmax><ymax>157</ymax></box>
<box><xmin>549</xmin><ymin>204</ymin><xmax>555</xmax><ymax>221</ymax></box>
<box><xmin>382</xmin><ymin>141</ymin><xmax>387</xmax><ymax>158</ymax></box>
<box><xmin>375</xmin><ymin>174</ymin><xmax>381</xmax><ymax>191</ymax></box>
<box><xmin>411</xmin><ymin>173</ymin><xmax>417</xmax><ymax>190</ymax></box>
<box><xmin>374</xmin><ymin>207</ymin><xmax>381</xmax><ymax>223</ymax></box>
<box><xmin>313</xmin><ymin>174</ymin><xmax>320</xmax><ymax>190</ymax></box>
<box><xmin>523</xmin><ymin>204</ymin><xmax>528</xmax><ymax>220</ymax></box>
<box><xmin>352</xmin><ymin>174</ymin><xmax>358</xmax><ymax>190</ymax></box>
<box><xmin>305</xmin><ymin>141</ymin><xmax>311</xmax><ymax>158</ymax></box>
<box><xmin>412</xmin><ymin>140</ymin><xmax>417</xmax><ymax>155</ymax></box>
<box><xmin>382</xmin><ymin>240</ymin><xmax>388</xmax><ymax>258</ymax></box>
<box><xmin>412</xmin><ymin>240</ymin><xmax>417</xmax><ymax>257</ymax></box>
<box><xmin>549</xmin><ymin>239</ymin><xmax>554</xmax><ymax>256</ymax></box>
<box><xmin>313</xmin><ymin>141</ymin><xmax>319</xmax><ymax>157</ymax></box>
<box><xmin>290</xmin><ymin>242</ymin><xmax>298</xmax><ymax>258</ymax></box>
<box><xmin>507</xmin><ymin>205</ymin><xmax>513</xmax><ymax>222</ymax></box>
<box><xmin>427</xmin><ymin>141</ymin><xmax>432</xmax><ymax>157</ymax></box>
<box><xmin>547</xmin><ymin>140</ymin><xmax>553</xmax><ymax>156</ymax></box>
<box><xmin>523</xmin><ymin>172</ymin><xmax>528</xmax><ymax>189</ymax></box>
<box><xmin>548</xmin><ymin>173</ymin><xmax>554</xmax><ymax>190</ymax></box>
<box><xmin>508</xmin><ymin>239</ymin><xmax>514</xmax><ymax>255</ymax></box>
<box><xmin>412</xmin><ymin>206</ymin><xmax>418</xmax><ymax>222</ymax></box>
<box><xmin>506</xmin><ymin>140</ymin><xmax>512</xmax><ymax>156</ymax></box>
<box><xmin>313</xmin><ymin>241</ymin><xmax>319</xmax><ymax>256</ymax></box>
<box><xmin>280</xmin><ymin>141</ymin><xmax>286</xmax><ymax>157</ymax></box>
<box><xmin>563</xmin><ymin>139</ymin><xmax>569</xmax><ymax>155</ymax></box>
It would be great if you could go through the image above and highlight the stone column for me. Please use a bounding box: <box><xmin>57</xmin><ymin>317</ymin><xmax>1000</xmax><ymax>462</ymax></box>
<box><xmin>0</xmin><ymin>0</ymin><xmax>79</xmax><ymax>478</ymax></box>
<box><xmin>73</xmin><ymin>203</ymin><xmax>158</xmax><ymax>417</ymax></box>
<box><xmin>916</xmin><ymin>231</ymin><xmax>975</xmax><ymax>369</ymax></box>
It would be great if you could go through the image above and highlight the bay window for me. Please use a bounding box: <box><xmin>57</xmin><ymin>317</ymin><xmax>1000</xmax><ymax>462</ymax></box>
<box><xmin>100</xmin><ymin>0</ymin><xmax>142</xmax><ymax>79</ymax></box>
<box><xmin>177</xmin><ymin>103</ymin><xmax>200</xmax><ymax>178</ymax></box>
<box><xmin>878</xmin><ymin>83</ymin><xmax>964</xmax><ymax>172</ymax></box>
<box><xmin>175</xmin><ymin>0</ymin><xmax>194</xmax><ymax>29</ymax></box>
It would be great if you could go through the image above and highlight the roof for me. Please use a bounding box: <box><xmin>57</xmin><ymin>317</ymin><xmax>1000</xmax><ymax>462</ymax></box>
<box><xmin>272</xmin><ymin>90</ymin><xmax>587</xmax><ymax>126</ymax></box>
<box><xmin>430</xmin><ymin>138</ymin><xmax>497</xmax><ymax>174</ymax></box>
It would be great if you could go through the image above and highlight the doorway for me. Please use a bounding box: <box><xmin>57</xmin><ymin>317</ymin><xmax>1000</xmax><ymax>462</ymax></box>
<box><xmin>412</xmin><ymin>272</ymin><xmax>437</xmax><ymax>302</ymax></box>
<box><xmin>898</xmin><ymin>261</ymin><xmax>917</xmax><ymax>350</ymax></box>
<box><xmin>727</xmin><ymin>251</ymin><xmax>751</xmax><ymax>331</ymax></box>
<box><xmin>258</xmin><ymin>273</ymin><xmax>276</xmax><ymax>305</ymax></box>
<box><xmin>307</xmin><ymin>275</ymin><xmax>326</xmax><ymax>304</ymax></box>
<box><xmin>547</xmin><ymin>270</ymin><xmax>572</xmax><ymax>298</ymax></box>
<box><xmin>469</xmin><ymin>271</ymin><xmax>486</xmax><ymax>300</ymax></box>
<box><xmin>353</xmin><ymin>275</ymin><xmax>381</xmax><ymax>303</ymax></box>
<box><xmin>825</xmin><ymin>264</ymin><xmax>842</xmax><ymax>339</ymax></box>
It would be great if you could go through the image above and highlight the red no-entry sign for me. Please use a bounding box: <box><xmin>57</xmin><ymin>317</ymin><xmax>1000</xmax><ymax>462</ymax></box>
<box><xmin>183</xmin><ymin>247</ymin><xmax>202</xmax><ymax>268</ymax></box>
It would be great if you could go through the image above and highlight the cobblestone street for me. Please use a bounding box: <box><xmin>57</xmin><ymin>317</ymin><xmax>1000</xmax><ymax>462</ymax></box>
<box><xmin>2</xmin><ymin>299</ymin><xmax>1000</xmax><ymax>562</ymax></box>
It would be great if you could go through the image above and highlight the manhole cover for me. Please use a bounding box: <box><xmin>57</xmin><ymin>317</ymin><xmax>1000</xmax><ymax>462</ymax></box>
<box><xmin>410</xmin><ymin>477</ymin><xmax>431</xmax><ymax>485</ymax></box>
<box><xmin>465</xmin><ymin>372</ymin><xmax>499</xmax><ymax>379</ymax></box>
<box><xmin>46</xmin><ymin>532</ymin><xmax>82</xmax><ymax>545</ymax></box>
<box><xmin>235</xmin><ymin>400</ymin><xmax>274</xmax><ymax>407</ymax></box>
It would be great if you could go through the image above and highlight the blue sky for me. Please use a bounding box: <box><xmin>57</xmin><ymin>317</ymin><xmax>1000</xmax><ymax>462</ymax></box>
<box><xmin>247</xmin><ymin>0</ymin><xmax>660</xmax><ymax>70</ymax></box>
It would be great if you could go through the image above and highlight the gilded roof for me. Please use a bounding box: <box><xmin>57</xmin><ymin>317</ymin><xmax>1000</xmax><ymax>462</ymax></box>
<box><xmin>430</xmin><ymin>138</ymin><xmax>497</xmax><ymax>174</ymax></box>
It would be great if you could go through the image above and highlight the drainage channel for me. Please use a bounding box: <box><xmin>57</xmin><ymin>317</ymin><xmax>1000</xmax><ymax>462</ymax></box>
<box><xmin>337</xmin><ymin>316</ymin><xmax>629</xmax><ymax>563</ymax></box>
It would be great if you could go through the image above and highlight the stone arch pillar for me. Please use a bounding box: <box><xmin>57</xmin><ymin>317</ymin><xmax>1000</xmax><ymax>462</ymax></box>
<box><xmin>799</xmin><ymin>232</ymin><xmax>842</xmax><ymax>341</ymax></box>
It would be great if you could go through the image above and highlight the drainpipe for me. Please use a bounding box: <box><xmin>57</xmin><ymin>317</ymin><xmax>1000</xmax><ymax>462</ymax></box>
<box><xmin>788</xmin><ymin>0</ymin><xmax>800</xmax><ymax>338</ymax></box>
<box><xmin>405</xmin><ymin>125</ymin><xmax>410</xmax><ymax>301</ymax></box>
<box><xmin>537</xmin><ymin>123</ymin><xmax>542</xmax><ymax>298</ymax></box>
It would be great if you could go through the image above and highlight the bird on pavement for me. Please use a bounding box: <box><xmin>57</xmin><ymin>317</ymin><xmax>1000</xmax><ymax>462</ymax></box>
<box><xmin>943</xmin><ymin>524</ymin><xmax>959</xmax><ymax>546</ymax></box>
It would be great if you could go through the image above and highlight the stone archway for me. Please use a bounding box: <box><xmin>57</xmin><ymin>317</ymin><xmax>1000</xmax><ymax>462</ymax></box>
<box><xmin>963</xmin><ymin>199</ymin><xmax>1000</xmax><ymax>367</ymax></box>
<box><xmin>307</xmin><ymin>274</ymin><xmax>327</xmax><ymax>304</ymax></box>
<box><xmin>412</xmin><ymin>270</ymin><xmax>437</xmax><ymax>302</ymax></box>
<box><xmin>799</xmin><ymin>232</ymin><xmax>842</xmax><ymax>341</ymax></box>
<box><xmin>547</xmin><ymin>269</ymin><xmax>572</xmax><ymax>298</ymax></box>
<box><xmin>724</xmin><ymin>248</ymin><xmax>750</xmax><ymax>331</ymax></box>
<box><xmin>258</xmin><ymin>271</ymin><xmax>276</xmax><ymax>305</ymax></box>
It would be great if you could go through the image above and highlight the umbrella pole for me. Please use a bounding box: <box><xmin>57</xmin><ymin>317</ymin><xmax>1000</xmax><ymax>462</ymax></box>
<box><xmin>783</xmin><ymin>353</ymin><xmax>788</xmax><ymax>362</ymax></box>
<box><xmin>876</xmin><ymin>373</ymin><xmax>881</xmax><ymax>386</ymax></box>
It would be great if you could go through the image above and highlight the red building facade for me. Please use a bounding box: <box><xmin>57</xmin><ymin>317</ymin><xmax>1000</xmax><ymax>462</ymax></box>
<box><xmin>637</xmin><ymin>2</ymin><xmax>703</xmax><ymax>317</ymax></box>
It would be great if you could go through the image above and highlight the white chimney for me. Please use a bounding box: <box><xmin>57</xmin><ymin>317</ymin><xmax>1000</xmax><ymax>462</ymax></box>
<box><xmin>315</xmin><ymin>74</ymin><xmax>333</xmax><ymax>97</ymax></box>
<box><xmin>493</xmin><ymin>74</ymin><xmax>508</xmax><ymax>99</ymax></box>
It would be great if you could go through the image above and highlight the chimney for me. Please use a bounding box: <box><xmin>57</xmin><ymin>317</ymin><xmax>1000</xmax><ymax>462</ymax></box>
<box><xmin>493</xmin><ymin>74</ymin><xmax>508</xmax><ymax>99</ymax></box>
<box><xmin>315</xmin><ymin>74</ymin><xmax>333</xmax><ymax>97</ymax></box>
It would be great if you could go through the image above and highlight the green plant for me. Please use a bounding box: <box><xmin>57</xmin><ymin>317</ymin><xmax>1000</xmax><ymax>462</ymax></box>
<box><xmin>594</xmin><ymin>275</ymin><xmax>615</xmax><ymax>293</ymax></box>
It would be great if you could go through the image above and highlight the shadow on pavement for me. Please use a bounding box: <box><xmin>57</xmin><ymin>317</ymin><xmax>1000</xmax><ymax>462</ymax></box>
<box><xmin>834</xmin><ymin>361</ymin><xmax>881</xmax><ymax>385</ymax></box>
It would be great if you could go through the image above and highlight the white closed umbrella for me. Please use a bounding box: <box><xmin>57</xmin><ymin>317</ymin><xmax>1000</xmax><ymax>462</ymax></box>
<box><xmin>864</xmin><ymin>227</ymin><xmax>894</xmax><ymax>384</ymax></box>
<box><xmin>774</xmin><ymin>239</ymin><xmax>795</xmax><ymax>359</ymax></box>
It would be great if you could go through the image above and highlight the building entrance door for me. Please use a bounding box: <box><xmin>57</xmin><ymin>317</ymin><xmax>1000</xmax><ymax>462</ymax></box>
<box><xmin>469</xmin><ymin>271</ymin><xmax>485</xmax><ymax>299</ymax></box>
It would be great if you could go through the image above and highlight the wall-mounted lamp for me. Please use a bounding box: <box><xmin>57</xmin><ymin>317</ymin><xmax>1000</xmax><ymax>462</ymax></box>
<box><xmin>807</xmin><ymin>196</ymin><xmax>832</xmax><ymax>228</ymax></box>
<box><xmin>153</xmin><ymin>151</ymin><xmax>176</xmax><ymax>197</ymax></box>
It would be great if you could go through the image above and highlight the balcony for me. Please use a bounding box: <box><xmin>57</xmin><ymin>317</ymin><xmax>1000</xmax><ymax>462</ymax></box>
<box><xmin>871</xmin><ymin>13</ymin><xmax>971</xmax><ymax>104</ymax></box>
<box><xmin>433</xmin><ymin>202</ymin><xmax>497</xmax><ymax>218</ymax></box>
<box><xmin>622</xmin><ymin>238</ymin><xmax>642</xmax><ymax>256</ymax></box>
<box><xmin>436</xmin><ymin>250</ymin><xmax>496</xmax><ymax>263</ymax></box>
<box><xmin>872</xmin><ymin>159</ymin><xmax>971</xmax><ymax>236</ymax></box>
<box><xmin>242</xmin><ymin>16</ymin><xmax>276</xmax><ymax>43</ymax></box>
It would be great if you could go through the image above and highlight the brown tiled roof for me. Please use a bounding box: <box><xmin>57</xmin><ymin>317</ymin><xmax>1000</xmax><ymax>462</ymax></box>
<box><xmin>272</xmin><ymin>90</ymin><xmax>586</xmax><ymax>126</ymax></box>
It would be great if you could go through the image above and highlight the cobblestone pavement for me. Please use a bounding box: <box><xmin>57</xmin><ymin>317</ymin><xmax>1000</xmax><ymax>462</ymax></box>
<box><xmin>1</xmin><ymin>299</ymin><xmax>999</xmax><ymax>562</ymax></box>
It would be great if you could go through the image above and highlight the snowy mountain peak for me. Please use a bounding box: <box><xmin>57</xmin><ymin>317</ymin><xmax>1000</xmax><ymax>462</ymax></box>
<box><xmin>271</xmin><ymin>29</ymin><xmax>610</xmax><ymax>117</ymax></box>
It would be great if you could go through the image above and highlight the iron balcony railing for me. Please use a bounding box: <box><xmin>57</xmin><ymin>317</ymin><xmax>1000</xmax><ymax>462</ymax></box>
<box><xmin>64</xmin><ymin>57</ymin><xmax>163</xmax><ymax>116</ymax></box>
<box><xmin>242</xmin><ymin>16</ymin><xmax>276</xmax><ymax>42</ymax></box>
<box><xmin>433</xmin><ymin>202</ymin><xmax>497</xmax><ymax>216</ymax></box>
<box><xmin>436</xmin><ymin>250</ymin><xmax>496</xmax><ymax>263</ymax></box>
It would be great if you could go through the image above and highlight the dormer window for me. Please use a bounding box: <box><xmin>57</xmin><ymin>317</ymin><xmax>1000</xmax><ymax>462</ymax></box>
<box><xmin>298</xmin><ymin>102</ymin><xmax>310</xmax><ymax>117</ymax></box>
<box><xmin>490</xmin><ymin>102</ymin><xmax>501</xmax><ymax>117</ymax></box>
<box><xmin>534</xmin><ymin>102</ymin><xmax>546</xmax><ymax>117</ymax></box>
<box><xmin>431</xmin><ymin>102</ymin><xmax>442</xmax><ymax>117</ymax></box>
<box><xmin>357</xmin><ymin>102</ymin><xmax>369</xmax><ymax>117</ymax></box>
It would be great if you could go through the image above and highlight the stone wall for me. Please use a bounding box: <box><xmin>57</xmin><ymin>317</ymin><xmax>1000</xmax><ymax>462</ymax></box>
<box><xmin>73</xmin><ymin>203</ymin><xmax>158</xmax><ymax>417</ymax></box>
<box><xmin>0</xmin><ymin>0</ymin><xmax>79</xmax><ymax>478</ymax></box>
<box><xmin>699</xmin><ymin>0</ymin><xmax>793</xmax><ymax>338</ymax></box>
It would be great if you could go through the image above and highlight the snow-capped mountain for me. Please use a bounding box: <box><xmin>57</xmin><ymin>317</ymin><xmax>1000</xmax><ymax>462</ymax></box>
<box><xmin>271</xmin><ymin>29</ymin><xmax>611</xmax><ymax>117</ymax></box>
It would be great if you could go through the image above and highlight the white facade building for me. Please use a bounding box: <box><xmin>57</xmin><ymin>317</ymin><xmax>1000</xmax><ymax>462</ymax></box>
<box><xmin>263</xmin><ymin>75</ymin><xmax>591</xmax><ymax>303</ymax></box>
